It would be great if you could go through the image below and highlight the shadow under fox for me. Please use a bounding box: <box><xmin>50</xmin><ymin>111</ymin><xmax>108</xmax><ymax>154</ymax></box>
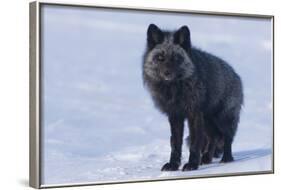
<box><xmin>142</xmin><ymin>24</ymin><xmax>243</xmax><ymax>171</ymax></box>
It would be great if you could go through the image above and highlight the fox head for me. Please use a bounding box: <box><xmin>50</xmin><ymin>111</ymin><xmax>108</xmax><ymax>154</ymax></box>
<box><xmin>143</xmin><ymin>24</ymin><xmax>194</xmax><ymax>82</ymax></box>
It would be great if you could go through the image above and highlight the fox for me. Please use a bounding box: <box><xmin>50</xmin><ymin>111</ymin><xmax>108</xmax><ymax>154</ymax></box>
<box><xmin>142</xmin><ymin>24</ymin><xmax>243</xmax><ymax>171</ymax></box>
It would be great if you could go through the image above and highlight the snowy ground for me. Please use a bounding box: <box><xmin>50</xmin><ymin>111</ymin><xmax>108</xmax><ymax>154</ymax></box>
<box><xmin>43</xmin><ymin>140</ymin><xmax>271</xmax><ymax>185</ymax></box>
<box><xmin>41</xmin><ymin>5</ymin><xmax>273</xmax><ymax>185</ymax></box>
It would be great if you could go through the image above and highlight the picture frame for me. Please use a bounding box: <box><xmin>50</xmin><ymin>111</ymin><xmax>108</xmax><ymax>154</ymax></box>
<box><xmin>29</xmin><ymin>1</ymin><xmax>274</xmax><ymax>188</ymax></box>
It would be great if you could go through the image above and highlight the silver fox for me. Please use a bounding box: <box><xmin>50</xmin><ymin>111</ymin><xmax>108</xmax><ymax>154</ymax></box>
<box><xmin>142</xmin><ymin>24</ymin><xmax>243</xmax><ymax>171</ymax></box>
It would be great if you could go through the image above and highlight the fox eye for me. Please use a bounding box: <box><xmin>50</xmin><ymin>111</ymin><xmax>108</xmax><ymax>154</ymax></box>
<box><xmin>173</xmin><ymin>54</ymin><xmax>183</xmax><ymax>63</ymax></box>
<box><xmin>156</xmin><ymin>54</ymin><xmax>165</xmax><ymax>62</ymax></box>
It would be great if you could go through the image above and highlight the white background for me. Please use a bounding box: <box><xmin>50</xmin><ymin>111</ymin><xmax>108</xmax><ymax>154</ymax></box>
<box><xmin>0</xmin><ymin>0</ymin><xmax>279</xmax><ymax>189</ymax></box>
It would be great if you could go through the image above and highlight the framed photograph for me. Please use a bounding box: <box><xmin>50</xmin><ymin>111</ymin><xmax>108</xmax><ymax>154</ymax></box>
<box><xmin>29</xmin><ymin>1</ymin><xmax>274</xmax><ymax>188</ymax></box>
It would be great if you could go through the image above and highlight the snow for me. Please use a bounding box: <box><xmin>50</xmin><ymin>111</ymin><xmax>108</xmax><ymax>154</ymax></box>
<box><xmin>40</xmin><ymin>5</ymin><xmax>273</xmax><ymax>185</ymax></box>
<box><xmin>43</xmin><ymin>140</ymin><xmax>271</xmax><ymax>185</ymax></box>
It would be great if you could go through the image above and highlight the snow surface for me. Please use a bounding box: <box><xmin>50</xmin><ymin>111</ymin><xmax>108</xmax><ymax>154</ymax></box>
<box><xmin>41</xmin><ymin>5</ymin><xmax>273</xmax><ymax>185</ymax></box>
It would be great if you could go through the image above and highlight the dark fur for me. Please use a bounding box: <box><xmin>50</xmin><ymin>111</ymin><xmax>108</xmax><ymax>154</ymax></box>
<box><xmin>142</xmin><ymin>24</ymin><xmax>243</xmax><ymax>171</ymax></box>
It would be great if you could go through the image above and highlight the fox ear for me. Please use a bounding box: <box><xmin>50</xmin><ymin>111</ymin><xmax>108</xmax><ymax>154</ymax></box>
<box><xmin>147</xmin><ymin>24</ymin><xmax>164</xmax><ymax>49</ymax></box>
<box><xmin>174</xmin><ymin>25</ymin><xmax>191</xmax><ymax>52</ymax></box>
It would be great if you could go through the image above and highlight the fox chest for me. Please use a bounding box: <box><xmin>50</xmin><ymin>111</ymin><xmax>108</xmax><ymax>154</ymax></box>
<box><xmin>151</xmin><ymin>84</ymin><xmax>196</xmax><ymax>116</ymax></box>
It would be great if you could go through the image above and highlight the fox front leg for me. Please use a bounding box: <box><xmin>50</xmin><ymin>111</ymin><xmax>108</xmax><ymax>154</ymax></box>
<box><xmin>161</xmin><ymin>115</ymin><xmax>185</xmax><ymax>171</ymax></box>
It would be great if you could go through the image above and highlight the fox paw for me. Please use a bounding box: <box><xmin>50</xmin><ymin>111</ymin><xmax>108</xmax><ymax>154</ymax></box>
<box><xmin>161</xmin><ymin>162</ymin><xmax>179</xmax><ymax>171</ymax></box>
<box><xmin>182</xmin><ymin>162</ymin><xmax>198</xmax><ymax>171</ymax></box>
<box><xmin>220</xmin><ymin>155</ymin><xmax>234</xmax><ymax>163</ymax></box>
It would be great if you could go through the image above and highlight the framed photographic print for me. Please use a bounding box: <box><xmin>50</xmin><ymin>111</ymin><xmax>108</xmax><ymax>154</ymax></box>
<box><xmin>29</xmin><ymin>1</ymin><xmax>274</xmax><ymax>188</ymax></box>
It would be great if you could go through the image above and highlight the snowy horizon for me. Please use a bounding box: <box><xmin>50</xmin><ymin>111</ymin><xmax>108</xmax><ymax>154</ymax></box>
<box><xmin>41</xmin><ymin>4</ymin><xmax>273</xmax><ymax>185</ymax></box>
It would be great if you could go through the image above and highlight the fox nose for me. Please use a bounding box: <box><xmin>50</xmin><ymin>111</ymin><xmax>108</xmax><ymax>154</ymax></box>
<box><xmin>164</xmin><ymin>70</ymin><xmax>171</xmax><ymax>77</ymax></box>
